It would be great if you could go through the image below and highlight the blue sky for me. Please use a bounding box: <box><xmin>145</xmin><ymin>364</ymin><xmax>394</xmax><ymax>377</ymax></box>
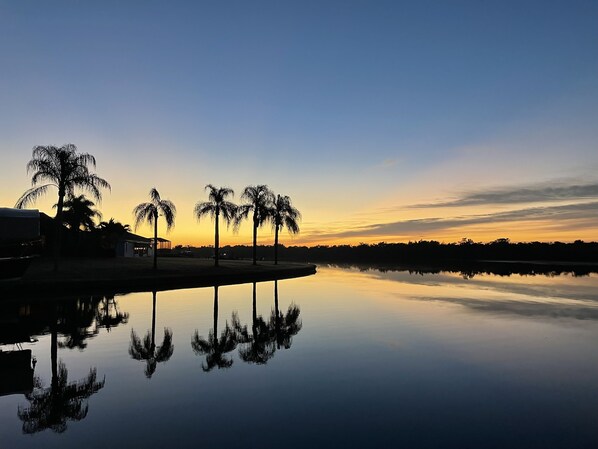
<box><xmin>1</xmin><ymin>0</ymin><xmax>597</xmax><ymax>244</ymax></box>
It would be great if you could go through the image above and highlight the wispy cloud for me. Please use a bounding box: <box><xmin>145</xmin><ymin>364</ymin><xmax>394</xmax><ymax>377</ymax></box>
<box><xmin>411</xmin><ymin>182</ymin><xmax>598</xmax><ymax>208</ymax></box>
<box><xmin>322</xmin><ymin>201</ymin><xmax>598</xmax><ymax>239</ymax></box>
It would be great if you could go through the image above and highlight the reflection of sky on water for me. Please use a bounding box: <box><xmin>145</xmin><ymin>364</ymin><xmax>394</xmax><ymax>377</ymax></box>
<box><xmin>335</xmin><ymin>265</ymin><xmax>598</xmax><ymax>318</ymax></box>
<box><xmin>1</xmin><ymin>266</ymin><xmax>598</xmax><ymax>448</ymax></box>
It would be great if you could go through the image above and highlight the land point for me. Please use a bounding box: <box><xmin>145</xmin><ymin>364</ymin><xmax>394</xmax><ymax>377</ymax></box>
<box><xmin>0</xmin><ymin>257</ymin><xmax>317</xmax><ymax>299</ymax></box>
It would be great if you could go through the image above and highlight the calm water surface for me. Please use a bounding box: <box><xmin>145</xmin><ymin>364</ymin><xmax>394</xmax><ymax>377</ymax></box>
<box><xmin>1</xmin><ymin>265</ymin><xmax>598</xmax><ymax>448</ymax></box>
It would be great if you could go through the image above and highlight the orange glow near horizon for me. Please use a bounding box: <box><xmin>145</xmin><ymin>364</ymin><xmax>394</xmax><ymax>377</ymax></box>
<box><xmin>3</xmin><ymin>157</ymin><xmax>597</xmax><ymax>247</ymax></box>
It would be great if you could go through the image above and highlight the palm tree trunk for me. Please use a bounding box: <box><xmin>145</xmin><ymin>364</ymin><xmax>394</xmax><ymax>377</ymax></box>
<box><xmin>252</xmin><ymin>282</ymin><xmax>257</xmax><ymax>337</ymax></box>
<box><xmin>153</xmin><ymin>213</ymin><xmax>158</xmax><ymax>270</ymax></box>
<box><xmin>53</xmin><ymin>191</ymin><xmax>65</xmax><ymax>272</ymax></box>
<box><xmin>215</xmin><ymin>210</ymin><xmax>220</xmax><ymax>267</ymax></box>
<box><xmin>274</xmin><ymin>280</ymin><xmax>279</xmax><ymax>316</ymax></box>
<box><xmin>151</xmin><ymin>291</ymin><xmax>157</xmax><ymax>351</ymax></box>
<box><xmin>213</xmin><ymin>286</ymin><xmax>219</xmax><ymax>339</ymax></box>
<box><xmin>274</xmin><ymin>280</ymin><xmax>281</xmax><ymax>349</ymax></box>
<box><xmin>252</xmin><ymin>221</ymin><xmax>257</xmax><ymax>265</ymax></box>
<box><xmin>51</xmin><ymin>317</ymin><xmax>58</xmax><ymax>389</ymax></box>
<box><xmin>274</xmin><ymin>225</ymin><xmax>279</xmax><ymax>265</ymax></box>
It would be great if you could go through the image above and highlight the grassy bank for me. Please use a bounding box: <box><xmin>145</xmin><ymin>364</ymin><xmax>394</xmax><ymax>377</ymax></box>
<box><xmin>0</xmin><ymin>257</ymin><xmax>316</xmax><ymax>299</ymax></box>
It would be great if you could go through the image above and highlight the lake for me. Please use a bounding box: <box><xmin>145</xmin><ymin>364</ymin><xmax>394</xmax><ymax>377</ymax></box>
<box><xmin>1</xmin><ymin>264</ymin><xmax>598</xmax><ymax>448</ymax></box>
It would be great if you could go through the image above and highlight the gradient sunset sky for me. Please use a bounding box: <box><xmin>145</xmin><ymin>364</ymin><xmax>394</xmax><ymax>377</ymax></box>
<box><xmin>1</xmin><ymin>0</ymin><xmax>597</xmax><ymax>246</ymax></box>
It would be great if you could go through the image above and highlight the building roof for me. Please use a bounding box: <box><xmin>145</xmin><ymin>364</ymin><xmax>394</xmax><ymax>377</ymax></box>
<box><xmin>119</xmin><ymin>232</ymin><xmax>151</xmax><ymax>244</ymax></box>
<box><xmin>0</xmin><ymin>208</ymin><xmax>39</xmax><ymax>219</ymax></box>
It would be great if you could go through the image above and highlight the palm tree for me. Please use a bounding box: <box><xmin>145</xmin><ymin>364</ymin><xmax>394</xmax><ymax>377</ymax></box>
<box><xmin>18</xmin><ymin>362</ymin><xmax>105</xmax><ymax>433</ymax></box>
<box><xmin>60</xmin><ymin>194</ymin><xmax>102</xmax><ymax>231</ymax></box>
<box><xmin>97</xmin><ymin>218</ymin><xmax>131</xmax><ymax>253</ymax></box>
<box><xmin>235</xmin><ymin>283</ymin><xmax>275</xmax><ymax>364</ymax></box>
<box><xmin>132</xmin><ymin>188</ymin><xmax>176</xmax><ymax>270</ymax></box>
<box><xmin>194</xmin><ymin>185</ymin><xmax>237</xmax><ymax>266</ymax></box>
<box><xmin>270</xmin><ymin>194</ymin><xmax>301</xmax><ymax>264</ymax></box>
<box><xmin>129</xmin><ymin>291</ymin><xmax>174</xmax><ymax>378</ymax></box>
<box><xmin>191</xmin><ymin>286</ymin><xmax>240</xmax><ymax>371</ymax></box>
<box><xmin>235</xmin><ymin>185</ymin><xmax>274</xmax><ymax>265</ymax></box>
<box><xmin>15</xmin><ymin>144</ymin><xmax>110</xmax><ymax>271</ymax></box>
<box><xmin>95</xmin><ymin>295</ymin><xmax>129</xmax><ymax>332</ymax></box>
<box><xmin>18</xmin><ymin>306</ymin><xmax>105</xmax><ymax>433</ymax></box>
<box><xmin>269</xmin><ymin>281</ymin><xmax>302</xmax><ymax>350</ymax></box>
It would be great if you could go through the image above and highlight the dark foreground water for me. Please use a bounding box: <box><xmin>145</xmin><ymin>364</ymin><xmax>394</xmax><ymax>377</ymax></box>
<box><xmin>1</xmin><ymin>265</ymin><xmax>598</xmax><ymax>449</ymax></box>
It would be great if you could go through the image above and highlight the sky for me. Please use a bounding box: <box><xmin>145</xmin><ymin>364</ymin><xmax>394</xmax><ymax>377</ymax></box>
<box><xmin>1</xmin><ymin>0</ymin><xmax>597</xmax><ymax>246</ymax></box>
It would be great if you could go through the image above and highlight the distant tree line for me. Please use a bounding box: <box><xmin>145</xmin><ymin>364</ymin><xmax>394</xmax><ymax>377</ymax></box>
<box><xmin>171</xmin><ymin>239</ymin><xmax>598</xmax><ymax>264</ymax></box>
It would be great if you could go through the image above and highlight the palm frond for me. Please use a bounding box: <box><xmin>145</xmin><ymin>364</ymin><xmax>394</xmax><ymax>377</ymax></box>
<box><xmin>194</xmin><ymin>202</ymin><xmax>216</xmax><ymax>221</ymax></box>
<box><xmin>220</xmin><ymin>201</ymin><xmax>237</xmax><ymax>226</ymax></box>
<box><xmin>149</xmin><ymin>188</ymin><xmax>161</xmax><ymax>203</ymax></box>
<box><xmin>159</xmin><ymin>201</ymin><xmax>176</xmax><ymax>231</ymax></box>
<box><xmin>132</xmin><ymin>203</ymin><xmax>156</xmax><ymax>229</ymax></box>
<box><xmin>15</xmin><ymin>184</ymin><xmax>54</xmax><ymax>208</ymax></box>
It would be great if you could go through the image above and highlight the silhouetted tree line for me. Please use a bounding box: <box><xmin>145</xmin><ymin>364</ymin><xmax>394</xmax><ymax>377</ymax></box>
<box><xmin>15</xmin><ymin>145</ymin><xmax>301</xmax><ymax>270</ymax></box>
<box><xmin>171</xmin><ymin>239</ymin><xmax>598</xmax><ymax>264</ymax></box>
<box><xmin>327</xmin><ymin>262</ymin><xmax>597</xmax><ymax>278</ymax></box>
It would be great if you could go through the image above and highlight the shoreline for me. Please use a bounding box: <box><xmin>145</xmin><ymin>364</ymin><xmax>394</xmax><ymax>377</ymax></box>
<box><xmin>0</xmin><ymin>257</ymin><xmax>317</xmax><ymax>299</ymax></box>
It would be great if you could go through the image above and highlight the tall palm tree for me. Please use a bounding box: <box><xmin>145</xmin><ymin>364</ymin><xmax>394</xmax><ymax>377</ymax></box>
<box><xmin>133</xmin><ymin>188</ymin><xmax>176</xmax><ymax>270</ymax></box>
<box><xmin>270</xmin><ymin>194</ymin><xmax>301</xmax><ymax>264</ymax></box>
<box><xmin>194</xmin><ymin>185</ymin><xmax>237</xmax><ymax>267</ymax></box>
<box><xmin>15</xmin><ymin>144</ymin><xmax>110</xmax><ymax>271</ymax></box>
<box><xmin>18</xmin><ymin>362</ymin><xmax>105</xmax><ymax>434</ymax></box>
<box><xmin>235</xmin><ymin>185</ymin><xmax>274</xmax><ymax>265</ymax></box>
<box><xmin>191</xmin><ymin>286</ymin><xmax>240</xmax><ymax>371</ymax></box>
<box><xmin>129</xmin><ymin>291</ymin><xmax>174</xmax><ymax>378</ymax></box>
<box><xmin>60</xmin><ymin>194</ymin><xmax>102</xmax><ymax>231</ymax></box>
<box><xmin>18</xmin><ymin>306</ymin><xmax>105</xmax><ymax>433</ymax></box>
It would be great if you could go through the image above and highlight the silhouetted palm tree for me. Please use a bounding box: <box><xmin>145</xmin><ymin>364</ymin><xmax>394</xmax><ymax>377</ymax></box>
<box><xmin>60</xmin><ymin>194</ymin><xmax>102</xmax><ymax>231</ymax></box>
<box><xmin>270</xmin><ymin>194</ymin><xmax>301</xmax><ymax>264</ymax></box>
<box><xmin>129</xmin><ymin>291</ymin><xmax>174</xmax><ymax>378</ymax></box>
<box><xmin>98</xmin><ymin>218</ymin><xmax>131</xmax><ymax>234</ymax></box>
<box><xmin>15</xmin><ymin>144</ymin><xmax>110</xmax><ymax>271</ymax></box>
<box><xmin>235</xmin><ymin>185</ymin><xmax>274</xmax><ymax>265</ymax></box>
<box><xmin>194</xmin><ymin>185</ymin><xmax>237</xmax><ymax>266</ymax></box>
<box><xmin>97</xmin><ymin>218</ymin><xmax>131</xmax><ymax>253</ymax></box>
<box><xmin>191</xmin><ymin>286</ymin><xmax>239</xmax><ymax>371</ymax></box>
<box><xmin>133</xmin><ymin>188</ymin><xmax>176</xmax><ymax>270</ymax></box>
<box><xmin>269</xmin><ymin>281</ymin><xmax>302</xmax><ymax>350</ymax></box>
<box><xmin>18</xmin><ymin>308</ymin><xmax>104</xmax><ymax>433</ymax></box>
<box><xmin>235</xmin><ymin>283</ymin><xmax>275</xmax><ymax>364</ymax></box>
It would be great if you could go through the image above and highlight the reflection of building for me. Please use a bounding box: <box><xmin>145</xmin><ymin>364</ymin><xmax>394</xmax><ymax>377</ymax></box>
<box><xmin>116</xmin><ymin>232</ymin><xmax>170</xmax><ymax>257</ymax></box>
<box><xmin>0</xmin><ymin>350</ymin><xmax>35</xmax><ymax>396</ymax></box>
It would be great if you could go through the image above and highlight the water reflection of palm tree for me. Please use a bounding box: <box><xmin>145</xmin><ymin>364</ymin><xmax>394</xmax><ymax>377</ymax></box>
<box><xmin>95</xmin><ymin>295</ymin><xmax>129</xmax><ymax>332</ymax></box>
<box><xmin>129</xmin><ymin>291</ymin><xmax>174</xmax><ymax>378</ymax></box>
<box><xmin>57</xmin><ymin>298</ymin><xmax>99</xmax><ymax>350</ymax></box>
<box><xmin>18</xmin><ymin>310</ymin><xmax>105</xmax><ymax>433</ymax></box>
<box><xmin>191</xmin><ymin>286</ymin><xmax>239</xmax><ymax>371</ymax></box>
<box><xmin>236</xmin><ymin>283</ymin><xmax>275</xmax><ymax>364</ymax></box>
<box><xmin>269</xmin><ymin>281</ymin><xmax>302</xmax><ymax>350</ymax></box>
